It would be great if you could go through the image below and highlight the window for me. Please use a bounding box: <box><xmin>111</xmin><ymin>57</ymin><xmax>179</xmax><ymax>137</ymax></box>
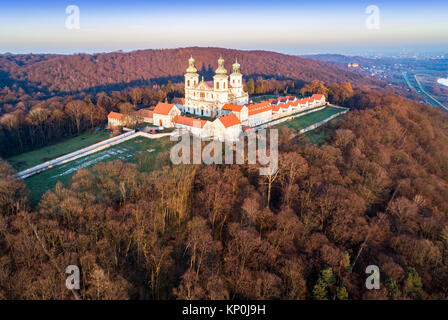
<box><xmin>187</xmin><ymin>80</ymin><xmax>190</xmax><ymax>87</ymax></box>
<box><xmin>217</xmin><ymin>82</ymin><xmax>220</xmax><ymax>89</ymax></box>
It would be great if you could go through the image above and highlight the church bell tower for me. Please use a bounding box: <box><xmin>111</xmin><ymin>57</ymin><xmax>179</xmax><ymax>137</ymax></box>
<box><xmin>230</xmin><ymin>59</ymin><xmax>243</xmax><ymax>97</ymax></box>
<box><xmin>213</xmin><ymin>56</ymin><xmax>229</xmax><ymax>105</ymax></box>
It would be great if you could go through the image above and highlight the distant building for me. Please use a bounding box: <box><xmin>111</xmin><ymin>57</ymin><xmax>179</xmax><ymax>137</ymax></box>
<box><xmin>213</xmin><ymin>114</ymin><xmax>242</xmax><ymax>141</ymax></box>
<box><xmin>310</xmin><ymin>94</ymin><xmax>326</xmax><ymax>106</ymax></box>
<box><xmin>136</xmin><ymin>108</ymin><xmax>154</xmax><ymax>123</ymax></box>
<box><xmin>247</xmin><ymin>102</ymin><xmax>272</xmax><ymax>127</ymax></box>
<box><xmin>152</xmin><ymin>102</ymin><xmax>181</xmax><ymax>127</ymax></box>
<box><xmin>173</xmin><ymin>115</ymin><xmax>213</xmax><ymax>139</ymax></box>
<box><xmin>107</xmin><ymin>112</ymin><xmax>126</xmax><ymax>127</ymax></box>
<box><xmin>220</xmin><ymin>104</ymin><xmax>249</xmax><ymax>123</ymax></box>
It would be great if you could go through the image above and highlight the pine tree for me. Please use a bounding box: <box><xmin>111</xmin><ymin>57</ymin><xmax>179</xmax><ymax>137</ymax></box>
<box><xmin>385</xmin><ymin>278</ymin><xmax>400</xmax><ymax>299</ymax></box>
<box><xmin>312</xmin><ymin>268</ymin><xmax>336</xmax><ymax>300</ymax></box>
<box><xmin>403</xmin><ymin>268</ymin><xmax>425</xmax><ymax>299</ymax></box>
<box><xmin>312</xmin><ymin>278</ymin><xmax>329</xmax><ymax>300</ymax></box>
<box><xmin>336</xmin><ymin>286</ymin><xmax>349</xmax><ymax>300</ymax></box>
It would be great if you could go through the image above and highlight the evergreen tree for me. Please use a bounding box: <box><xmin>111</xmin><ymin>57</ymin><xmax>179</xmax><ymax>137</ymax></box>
<box><xmin>403</xmin><ymin>268</ymin><xmax>425</xmax><ymax>299</ymax></box>
<box><xmin>385</xmin><ymin>278</ymin><xmax>400</xmax><ymax>299</ymax></box>
<box><xmin>312</xmin><ymin>268</ymin><xmax>336</xmax><ymax>300</ymax></box>
<box><xmin>336</xmin><ymin>286</ymin><xmax>349</xmax><ymax>300</ymax></box>
<box><xmin>312</xmin><ymin>278</ymin><xmax>329</xmax><ymax>300</ymax></box>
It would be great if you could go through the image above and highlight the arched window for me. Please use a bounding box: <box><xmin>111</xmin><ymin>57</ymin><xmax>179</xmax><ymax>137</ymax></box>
<box><xmin>187</xmin><ymin>80</ymin><xmax>190</xmax><ymax>87</ymax></box>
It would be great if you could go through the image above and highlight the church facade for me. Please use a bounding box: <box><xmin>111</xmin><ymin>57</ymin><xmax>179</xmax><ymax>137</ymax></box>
<box><xmin>183</xmin><ymin>56</ymin><xmax>249</xmax><ymax>117</ymax></box>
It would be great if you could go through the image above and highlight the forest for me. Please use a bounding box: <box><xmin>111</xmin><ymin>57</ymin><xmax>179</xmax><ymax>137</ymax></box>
<box><xmin>0</xmin><ymin>48</ymin><xmax>382</xmax><ymax>94</ymax></box>
<box><xmin>0</xmin><ymin>85</ymin><xmax>447</xmax><ymax>299</ymax></box>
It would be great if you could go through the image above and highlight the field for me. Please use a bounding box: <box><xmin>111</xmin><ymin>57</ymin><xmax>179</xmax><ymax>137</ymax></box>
<box><xmin>24</xmin><ymin>137</ymin><xmax>171</xmax><ymax>205</ymax></box>
<box><xmin>302</xmin><ymin>114</ymin><xmax>346</xmax><ymax>145</ymax></box>
<box><xmin>7</xmin><ymin>131</ymin><xmax>110</xmax><ymax>171</ymax></box>
<box><xmin>273</xmin><ymin>106</ymin><xmax>343</xmax><ymax>131</ymax></box>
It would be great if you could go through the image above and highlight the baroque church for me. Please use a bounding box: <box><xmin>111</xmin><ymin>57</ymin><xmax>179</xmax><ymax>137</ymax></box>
<box><xmin>183</xmin><ymin>56</ymin><xmax>249</xmax><ymax>117</ymax></box>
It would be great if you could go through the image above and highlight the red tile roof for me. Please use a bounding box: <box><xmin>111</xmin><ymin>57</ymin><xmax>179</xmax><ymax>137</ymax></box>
<box><xmin>153</xmin><ymin>102</ymin><xmax>176</xmax><ymax>115</ymax></box>
<box><xmin>218</xmin><ymin>114</ymin><xmax>241</xmax><ymax>128</ymax></box>
<box><xmin>247</xmin><ymin>102</ymin><xmax>272</xmax><ymax>116</ymax></box>
<box><xmin>290</xmin><ymin>100</ymin><xmax>300</xmax><ymax>107</ymax></box>
<box><xmin>311</xmin><ymin>94</ymin><xmax>325</xmax><ymax>100</ymax></box>
<box><xmin>271</xmin><ymin>105</ymin><xmax>281</xmax><ymax>112</ymax></box>
<box><xmin>272</xmin><ymin>102</ymin><xmax>290</xmax><ymax>112</ymax></box>
<box><xmin>173</xmin><ymin>115</ymin><xmax>208</xmax><ymax>128</ymax></box>
<box><xmin>108</xmin><ymin>111</ymin><xmax>125</xmax><ymax>120</ymax></box>
<box><xmin>222</xmin><ymin>104</ymin><xmax>245</xmax><ymax>112</ymax></box>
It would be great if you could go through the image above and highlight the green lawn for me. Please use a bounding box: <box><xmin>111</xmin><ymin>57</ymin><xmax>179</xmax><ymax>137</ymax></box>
<box><xmin>24</xmin><ymin>137</ymin><xmax>172</xmax><ymax>205</ymax></box>
<box><xmin>181</xmin><ymin>113</ymin><xmax>213</xmax><ymax>121</ymax></box>
<box><xmin>7</xmin><ymin>131</ymin><xmax>110</xmax><ymax>171</ymax></box>
<box><xmin>252</xmin><ymin>95</ymin><xmax>279</xmax><ymax>103</ymax></box>
<box><xmin>303</xmin><ymin>129</ymin><xmax>330</xmax><ymax>145</ymax></box>
<box><xmin>273</xmin><ymin>107</ymin><xmax>343</xmax><ymax>131</ymax></box>
<box><xmin>251</xmin><ymin>94</ymin><xmax>303</xmax><ymax>103</ymax></box>
<box><xmin>300</xmin><ymin>113</ymin><xmax>347</xmax><ymax>145</ymax></box>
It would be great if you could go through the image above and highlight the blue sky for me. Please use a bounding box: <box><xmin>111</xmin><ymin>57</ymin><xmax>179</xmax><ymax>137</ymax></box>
<box><xmin>0</xmin><ymin>0</ymin><xmax>447</xmax><ymax>55</ymax></box>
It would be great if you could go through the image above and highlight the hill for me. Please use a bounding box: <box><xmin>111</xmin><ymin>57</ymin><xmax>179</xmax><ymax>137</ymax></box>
<box><xmin>1</xmin><ymin>89</ymin><xmax>448</xmax><ymax>300</ymax></box>
<box><xmin>0</xmin><ymin>47</ymin><xmax>383</xmax><ymax>94</ymax></box>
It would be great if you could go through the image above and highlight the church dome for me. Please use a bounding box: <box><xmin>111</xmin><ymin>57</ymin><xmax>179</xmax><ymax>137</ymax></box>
<box><xmin>215</xmin><ymin>56</ymin><xmax>227</xmax><ymax>75</ymax></box>
<box><xmin>232</xmin><ymin>59</ymin><xmax>241</xmax><ymax>74</ymax></box>
<box><xmin>186</xmin><ymin>56</ymin><xmax>198</xmax><ymax>74</ymax></box>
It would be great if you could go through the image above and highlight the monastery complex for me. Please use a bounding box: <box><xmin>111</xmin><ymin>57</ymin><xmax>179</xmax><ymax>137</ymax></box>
<box><xmin>108</xmin><ymin>56</ymin><xmax>326</xmax><ymax>141</ymax></box>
